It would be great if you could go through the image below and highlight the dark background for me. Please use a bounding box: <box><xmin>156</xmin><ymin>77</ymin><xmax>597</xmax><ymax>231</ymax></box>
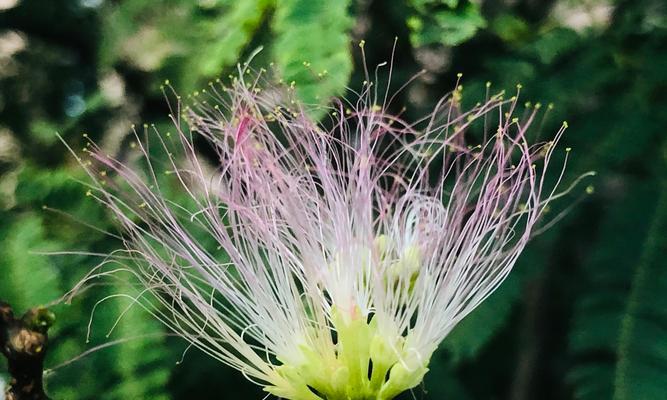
<box><xmin>0</xmin><ymin>0</ymin><xmax>666</xmax><ymax>399</ymax></box>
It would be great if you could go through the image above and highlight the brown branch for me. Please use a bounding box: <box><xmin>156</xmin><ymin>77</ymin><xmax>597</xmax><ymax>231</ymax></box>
<box><xmin>0</xmin><ymin>301</ymin><xmax>54</xmax><ymax>400</ymax></box>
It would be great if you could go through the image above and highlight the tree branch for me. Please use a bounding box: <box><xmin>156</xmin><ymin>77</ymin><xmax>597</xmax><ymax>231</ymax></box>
<box><xmin>0</xmin><ymin>301</ymin><xmax>54</xmax><ymax>400</ymax></box>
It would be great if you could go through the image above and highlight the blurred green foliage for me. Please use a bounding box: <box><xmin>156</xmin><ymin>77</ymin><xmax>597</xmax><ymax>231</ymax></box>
<box><xmin>0</xmin><ymin>0</ymin><xmax>666</xmax><ymax>399</ymax></box>
<box><xmin>407</xmin><ymin>0</ymin><xmax>486</xmax><ymax>47</ymax></box>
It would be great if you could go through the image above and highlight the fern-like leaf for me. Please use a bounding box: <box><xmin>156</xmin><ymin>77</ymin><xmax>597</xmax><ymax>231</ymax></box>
<box><xmin>613</xmin><ymin>150</ymin><xmax>667</xmax><ymax>399</ymax></box>
<box><xmin>195</xmin><ymin>0</ymin><xmax>272</xmax><ymax>77</ymax></box>
<box><xmin>0</xmin><ymin>214</ymin><xmax>61</xmax><ymax>311</ymax></box>
<box><xmin>272</xmin><ymin>0</ymin><xmax>353</xmax><ymax>108</ymax></box>
<box><xmin>106</xmin><ymin>292</ymin><xmax>171</xmax><ymax>400</ymax></box>
<box><xmin>567</xmin><ymin>181</ymin><xmax>658</xmax><ymax>400</ymax></box>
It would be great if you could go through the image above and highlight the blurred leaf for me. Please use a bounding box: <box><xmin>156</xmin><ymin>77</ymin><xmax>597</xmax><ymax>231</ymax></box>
<box><xmin>407</xmin><ymin>1</ymin><xmax>486</xmax><ymax>47</ymax></box>
<box><xmin>100</xmin><ymin>0</ymin><xmax>271</xmax><ymax>92</ymax></box>
<box><xmin>107</xmin><ymin>291</ymin><xmax>171</xmax><ymax>400</ymax></box>
<box><xmin>422</xmin><ymin>353</ymin><xmax>473</xmax><ymax>400</ymax></box>
<box><xmin>530</xmin><ymin>28</ymin><xmax>580</xmax><ymax>64</ymax></box>
<box><xmin>613</xmin><ymin>149</ymin><xmax>667</xmax><ymax>399</ymax></box>
<box><xmin>442</xmin><ymin>271</ymin><xmax>522</xmax><ymax>363</ymax></box>
<box><xmin>99</xmin><ymin>1</ymin><xmax>182</xmax><ymax>71</ymax></box>
<box><xmin>0</xmin><ymin>214</ymin><xmax>61</xmax><ymax>311</ymax></box>
<box><xmin>411</xmin><ymin>0</ymin><xmax>460</xmax><ymax>12</ymax></box>
<box><xmin>195</xmin><ymin>0</ymin><xmax>272</xmax><ymax>77</ymax></box>
<box><xmin>272</xmin><ymin>0</ymin><xmax>353</xmax><ymax>108</ymax></box>
<box><xmin>29</xmin><ymin>119</ymin><xmax>60</xmax><ymax>146</ymax></box>
<box><xmin>15</xmin><ymin>165</ymin><xmax>81</xmax><ymax>206</ymax></box>
<box><xmin>567</xmin><ymin>181</ymin><xmax>659</xmax><ymax>400</ymax></box>
<box><xmin>491</xmin><ymin>13</ymin><xmax>531</xmax><ymax>45</ymax></box>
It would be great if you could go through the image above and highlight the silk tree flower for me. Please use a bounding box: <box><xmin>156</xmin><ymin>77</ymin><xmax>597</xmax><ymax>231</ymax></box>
<box><xmin>73</xmin><ymin>65</ymin><xmax>582</xmax><ymax>400</ymax></box>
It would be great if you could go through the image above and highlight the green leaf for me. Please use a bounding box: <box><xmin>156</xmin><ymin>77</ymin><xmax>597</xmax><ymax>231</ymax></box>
<box><xmin>568</xmin><ymin>182</ymin><xmax>660</xmax><ymax>400</ymax></box>
<box><xmin>195</xmin><ymin>0</ymin><xmax>272</xmax><ymax>77</ymax></box>
<box><xmin>107</xmin><ymin>290</ymin><xmax>171</xmax><ymax>400</ymax></box>
<box><xmin>441</xmin><ymin>270</ymin><xmax>522</xmax><ymax>363</ymax></box>
<box><xmin>613</xmin><ymin>149</ymin><xmax>667</xmax><ymax>399</ymax></box>
<box><xmin>99</xmin><ymin>1</ymin><xmax>182</xmax><ymax>71</ymax></box>
<box><xmin>272</xmin><ymin>0</ymin><xmax>353</xmax><ymax>108</ymax></box>
<box><xmin>15</xmin><ymin>165</ymin><xmax>80</xmax><ymax>205</ymax></box>
<box><xmin>0</xmin><ymin>214</ymin><xmax>61</xmax><ymax>311</ymax></box>
<box><xmin>529</xmin><ymin>28</ymin><xmax>580</xmax><ymax>64</ymax></box>
<box><xmin>411</xmin><ymin>0</ymin><xmax>459</xmax><ymax>13</ymax></box>
<box><xmin>491</xmin><ymin>13</ymin><xmax>530</xmax><ymax>45</ymax></box>
<box><xmin>29</xmin><ymin>119</ymin><xmax>61</xmax><ymax>146</ymax></box>
<box><xmin>423</xmin><ymin>353</ymin><xmax>473</xmax><ymax>399</ymax></box>
<box><xmin>100</xmin><ymin>0</ymin><xmax>271</xmax><ymax>91</ymax></box>
<box><xmin>407</xmin><ymin>1</ymin><xmax>486</xmax><ymax>47</ymax></box>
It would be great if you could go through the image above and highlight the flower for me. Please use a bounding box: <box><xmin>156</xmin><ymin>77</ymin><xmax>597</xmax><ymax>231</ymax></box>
<box><xmin>74</xmin><ymin>66</ymin><xmax>581</xmax><ymax>399</ymax></box>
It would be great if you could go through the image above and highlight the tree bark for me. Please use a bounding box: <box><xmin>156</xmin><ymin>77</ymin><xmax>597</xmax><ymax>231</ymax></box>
<box><xmin>0</xmin><ymin>301</ymin><xmax>54</xmax><ymax>400</ymax></box>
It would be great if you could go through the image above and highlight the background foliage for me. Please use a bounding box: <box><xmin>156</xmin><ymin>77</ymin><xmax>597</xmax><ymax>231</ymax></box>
<box><xmin>0</xmin><ymin>0</ymin><xmax>666</xmax><ymax>399</ymax></box>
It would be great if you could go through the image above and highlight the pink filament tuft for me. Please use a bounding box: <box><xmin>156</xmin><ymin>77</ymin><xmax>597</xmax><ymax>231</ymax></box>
<box><xmin>70</xmin><ymin>65</ymin><xmax>581</xmax><ymax>388</ymax></box>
